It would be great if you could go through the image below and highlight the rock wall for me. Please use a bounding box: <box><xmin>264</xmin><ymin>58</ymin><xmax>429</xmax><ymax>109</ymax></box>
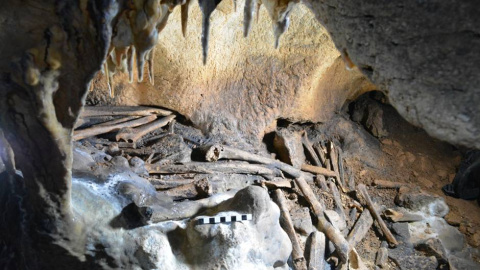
<box><xmin>90</xmin><ymin>1</ymin><xmax>375</xmax><ymax>144</ymax></box>
<box><xmin>303</xmin><ymin>0</ymin><xmax>480</xmax><ymax>149</ymax></box>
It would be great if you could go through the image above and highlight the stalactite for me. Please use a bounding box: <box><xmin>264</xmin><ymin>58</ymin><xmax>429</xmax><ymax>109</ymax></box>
<box><xmin>99</xmin><ymin>0</ymin><xmax>301</xmax><ymax>84</ymax></box>
<box><xmin>199</xmin><ymin>0</ymin><xmax>223</xmax><ymax>65</ymax></box>
<box><xmin>243</xmin><ymin>0</ymin><xmax>258</xmax><ymax>37</ymax></box>
<box><xmin>181</xmin><ymin>0</ymin><xmax>191</xmax><ymax>37</ymax></box>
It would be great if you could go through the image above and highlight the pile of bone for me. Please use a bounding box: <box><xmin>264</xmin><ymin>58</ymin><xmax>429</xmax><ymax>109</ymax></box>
<box><xmin>73</xmin><ymin>106</ymin><xmax>480</xmax><ymax>269</ymax></box>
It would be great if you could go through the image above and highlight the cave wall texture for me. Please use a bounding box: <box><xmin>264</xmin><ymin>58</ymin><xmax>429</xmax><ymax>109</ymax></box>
<box><xmin>90</xmin><ymin>1</ymin><xmax>375</xmax><ymax>144</ymax></box>
<box><xmin>303</xmin><ymin>0</ymin><xmax>480</xmax><ymax>149</ymax></box>
<box><xmin>0</xmin><ymin>0</ymin><xmax>479</xmax><ymax>268</ymax></box>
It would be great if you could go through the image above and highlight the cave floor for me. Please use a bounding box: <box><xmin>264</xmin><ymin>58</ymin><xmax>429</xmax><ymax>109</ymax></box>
<box><xmin>70</xmin><ymin>104</ymin><xmax>480</xmax><ymax>269</ymax></box>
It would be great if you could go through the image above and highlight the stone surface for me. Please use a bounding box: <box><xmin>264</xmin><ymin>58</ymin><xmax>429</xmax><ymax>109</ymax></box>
<box><xmin>448</xmin><ymin>255</ymin><xmax>480</xmax><ymax>270</ymax></box>
<box><xmin>291</xmin><ymin>207</ymin><xmax>314</xmax><ymax>236</ymax></box>
<box><xmin>396</xmin><ymin>188</ymin><xmax>449</xmax><ymax>217</ymax></box>
<box><xmin>351</xmin><ymin>93</ymin><xmax>388</xmax><ymax>138</ymax></box>
<box><xmin>273</xmin><ymin>128</ymin><xmax>306</xmax><ymax>169</ymax></box>
<box><xmin>89</xmin><ymin>0</ymin><xmax>375</xmax><ymax>145</ymax></box>
<box><xmin>391</xmin><ymin>256</ymin><xmax>438</xmax><ymax>270</ymax></box>
<box><xmin>185</xmin><ymin>186</ymin><xmax>292</xmax><ymax>269</ymax></box>
<box><xmin>303</xmin><ymin>0</ymin><xmax>480</xmax><ymax>149</ymax></box>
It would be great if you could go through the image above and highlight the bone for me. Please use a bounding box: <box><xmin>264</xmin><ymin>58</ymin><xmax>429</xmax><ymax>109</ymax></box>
<box><xmin>357</xmin><ymin>184</ymin><xmax>398</xmax><ymax>247</ymax></box>
<box><xmin>315</xmin><ymin>174</ymin><xmax>329</xmax><ymax>190</ymax></box>
<box><xmin>116</xmin><ymin>114</ymin><xmax>176</xmax><ymax>144</ymax></box>
<box><xmin>199</xmin><ymin>144</ymin><xmax>314</xmax><ymax>181</ymax></box>
<box><xmin>328</xmin><ymin>142</ymin><xmax>348</xmax><ymax>192</ymax></box>
<box><xmin>307</xmin><ymin>231</ymin><xmax>326</xmax><ymax>270</ymax></box>
<box><xmin>157</xmin><ymin>178</ymin><xmax>211</xmax><ymax>200</ymax></box>
<box><xmin>373</xmin><ymin>179</ymin><xmax>411</xmax><ymax>189</ymax></box>
<box><xmin>383</xmin><ymin>208</ymin><xmax>424</xmax><ymax>223</ymax></box>
<box><xmin>261</xmin><ymin>179</ymin><xmax>292</xmax><ymax>189</ymax></box>
<box><xmin>95</xmin><ymin>116</ymin><xmax>140</xmax><ymax>127</ymax></box>
<box><xmin>199</xmin><ymin>0</ymin><xmax>223</xmax><ymax>64</ymax></box>
<box><xmin>273</xmin><ymin>189</ymin><xmax>307</xmax><ymax>270</ymax></box>
<box><xmin>346</xmin><ymin>208</ymin><xmax>373</xmax><ymax>247</ymax></box>
<box><xmin>313</xmin><ymin>143</ymin><xmax>327</xmax><ymax>167</ymax></box>
<box><xmin>302</xmin><ymin>131</ymin><xmax>322</xmax><ymax>167</ymax></box>
<box><xmin>146</xmin><ymin>161</ymin><xmax>281</xmax><ymax>179</ymax></box>
<box><xmin>181</xmin><ymin>0</ymin><xmax>190</xmax><ymax>37</ymax></box>
<box><xmin>329</xmin><ymin>181</ymin><xmax>349</xmax><ymax>227</ymax></box>
<box><xmin>81</xmin><ymin>106</ymin><xmax>172</xmax><ymax>117</ymax></box>
<box><xmin>294</xmin><ymin>176</ymin><xmax>350</xmax><ymax>263</ymax></box>
<box><xmin>149</xmin><ymin>178</ymin><xmax>196</xmax><ymax>190</ymax></box>
<box><xmin>73</xmin><ymin>115</ymin><xmax>157</xmax><ymax>141</ymax></box>
<box><xmin>301</xmin><ymin>164</ymin><xmax>337</xmax><ymax>178</ymax></box>
<box><xmin>337</xmin><ymin>147</ymin><xmax>347</xmax><ymax>189</ymax></box>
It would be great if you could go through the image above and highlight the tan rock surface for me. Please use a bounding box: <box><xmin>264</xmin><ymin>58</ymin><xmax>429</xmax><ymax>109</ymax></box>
<box><xmin>90</xmin><ymin>1</ymin><xmax>375</xmax><ymax>144</ymax></box>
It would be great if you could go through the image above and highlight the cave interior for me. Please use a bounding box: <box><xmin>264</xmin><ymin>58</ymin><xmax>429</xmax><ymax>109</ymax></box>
<box><xmin>0</xmin><ymin>0</ymin><xmax>479</xmax><ymax>269</ymax></box>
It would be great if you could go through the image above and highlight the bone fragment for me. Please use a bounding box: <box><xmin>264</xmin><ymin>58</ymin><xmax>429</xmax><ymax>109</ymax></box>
<box><xmin>346</xmin><ymin>209</ymin><xmax>373</xmax><ymax>247</ymax></box>
<box><xmin>328</xmin><ymin>142</ymin><xmax>346</xmax><ymax>192</ymax></box>
<box><xmin>149</xmin><ymin>178</ymin><xmax>196</xmax><ymax>190</ymax></box>
<box><xmin>273</xmin><ymin>189</ymin><xmax>307</xmax><ymax>270</ymax></box>
<box><xmin>81</xmin><ymin>106</ymin><xmax>172</xmax><ymax>117</ymax></box>
<box><xmin>383</xmin><ymin>208</ymin><xmax>424</xmax><ymax>223</ymax></box>
<box><xmin>357</xmin><ymin>184</ymin><xmax>398</xmax><ymax>247</ymax></box>
<box><xmin>315</xmin><ymin>174</ymin><xmax>329</xmax><ymax>190</ymax></box>
<box><xmin>307</xmin><ymin>231</ymin><xmax>326</xmax><ymax>270</ymax></box>
<box><xmin>116</xmin><ymin>114</ymin><xmax>176</xmax><ymax>144</ymax></box>
<box><xmin>301</xmin><ymin>164</ymin><xmax>337</xmax><ymax>178</ymax></box>
<box><xmin>261</xmin><ymin>179</ymin><xmax>292</xmax><ymax>189</ymax></box>
<box><xmin>199</xmin><ymin>144</ymin><xmax>314</xmax><ymax>181</ymax></box>
<box><xmin>157</xmin><ymin>178</ymin><xmax>211</xmax><ymax>200</ymax></box>
<box><xmin>329</xmin><ymin>181</ymin><xmax>349</xmax><ymax>226</ymax></box>
<box><xmin>146</xmin><ymin>161</ymin><xmax>281</xmax><ymax>179</ymax></box>
<box><xmin>294</xmin><ymin>176</ymin><xmax>350</xmax><ymax>263</ymax></box>
<box><xmin>337</xmin><ymin>146</ymin><xmax>347</xmax><ymax>189</ymax></box>
<box><xmin>302</xmin><ymin>131</ymin><xmax>322</xmax><ymax>167</ymax></box>
<box><xmin>373</xmin><ymin>179</ymin><xmax>411</xmax><ymax>189</ymax></box>
<box><xmin>313</xmin><ymin>143</ymin><xmax>327</xmax><ymax>167</ymax></box>
<box><xmin>95</xmin><ymin>115</ymin><xmax>140</xmax><ymax>127</ymax></box>
<box><xmin>73</xmin><ymin>115</ymin><xmax>157</xmax><ymax>141</ymax></box>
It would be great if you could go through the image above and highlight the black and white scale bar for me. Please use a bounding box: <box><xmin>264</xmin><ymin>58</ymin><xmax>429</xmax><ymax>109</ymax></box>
<box><xmin>196</xmin><ymin>214</ymin><xmax>252</xmax><ymax>225</ymax></box>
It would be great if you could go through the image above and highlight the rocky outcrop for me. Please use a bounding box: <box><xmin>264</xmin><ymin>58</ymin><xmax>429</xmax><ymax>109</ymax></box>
<box><xmin>303</xmin><ymin>0</ymin><xmax>480</xmax><ymax>149</ymax></box>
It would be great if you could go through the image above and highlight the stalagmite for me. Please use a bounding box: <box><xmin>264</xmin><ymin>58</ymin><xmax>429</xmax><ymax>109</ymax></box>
<box><xmin>199</xmin><ymin>0</ymin><xmax>223</xmax><ymax>64</ymax></box>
